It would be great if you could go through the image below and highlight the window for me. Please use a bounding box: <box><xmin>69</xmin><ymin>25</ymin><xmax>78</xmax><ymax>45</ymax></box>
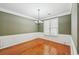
<box><xmin>44</xmin><ymin>18</ymin><xmax>58</xmax><ymax>36</ymax></box>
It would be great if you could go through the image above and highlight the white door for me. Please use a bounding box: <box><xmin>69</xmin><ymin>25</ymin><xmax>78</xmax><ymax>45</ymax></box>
<box><xmin>50</xmin><ymin>18</ymin><xmax>58</xmax><ymax>36</ymax></box>
<box><xmin>44</xmin><ymin>18</ymin><xmax>58</xmax><ymax>36</ymax></box>
<box><xmin>44</xmin><ymin>20</ymin><xmax>50</xmax><ymax>35</ymax></box>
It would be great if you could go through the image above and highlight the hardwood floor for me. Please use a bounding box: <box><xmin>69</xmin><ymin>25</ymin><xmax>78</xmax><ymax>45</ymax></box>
<box><xmin>0</xmin><ymin>38</ymin><xmax>71</xmax><ymax>55</ymax></box>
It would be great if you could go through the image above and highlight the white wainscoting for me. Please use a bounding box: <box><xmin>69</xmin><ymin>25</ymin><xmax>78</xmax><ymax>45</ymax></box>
<box><xmin>0</xmin><ymin>32</ymin><xmax>77</xmax><ymax>55</ymax></box>
<box><xmin>0</xmin><ymin>32</ymin><xmax>43</xmax><ymax>49</ymax></box>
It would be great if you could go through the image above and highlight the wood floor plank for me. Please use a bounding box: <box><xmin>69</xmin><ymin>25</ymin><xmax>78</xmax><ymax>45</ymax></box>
<box><xmin>0</xmin><ymin>38</ymin><xmax>71</xmax><ymax>55</ymax></box>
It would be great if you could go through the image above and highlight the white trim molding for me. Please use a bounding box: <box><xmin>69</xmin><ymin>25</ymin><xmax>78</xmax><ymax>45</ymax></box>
<box><xmin>0</xmin><ymin>7</ymin><xmax>36</xmax><ymax>20</ymax></box>
<box><xmin>42</xmin><ymin>9</ymin><xmax>71</xmax><ymax>20</ymax></box>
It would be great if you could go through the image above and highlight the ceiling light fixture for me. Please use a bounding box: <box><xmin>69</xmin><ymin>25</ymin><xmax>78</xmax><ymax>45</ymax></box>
<box><xmin>34</xmin><ymin>9</ymin><xmax>43</xmax><ymax>23</ymax></box>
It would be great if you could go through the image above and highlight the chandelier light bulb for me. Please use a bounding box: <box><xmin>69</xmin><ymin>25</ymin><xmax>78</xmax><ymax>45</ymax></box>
<box><xmin>37</xmin><ymin>9</ymin><xmax>40</xmax><ymax>11</ymax></box>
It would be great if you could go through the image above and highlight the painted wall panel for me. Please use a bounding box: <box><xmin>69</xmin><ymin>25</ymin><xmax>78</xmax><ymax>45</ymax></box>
<box><xmin>59</xmin><ymin>15</ymin><xmax>71</xmax><ymax>34</ymax></box>
<box><xmin>0</xmin><ymin>11</ymin><xmax>37</xmax><ymax>36</ymax></box>
<box><xmin>71</xmin><ymin>4</ymin><xmax>77</xmax><ymax>48</ymax></box>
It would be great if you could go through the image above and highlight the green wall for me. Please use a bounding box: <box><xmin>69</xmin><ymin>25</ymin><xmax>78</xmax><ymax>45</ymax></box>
<box><xmin>38</xmin><ymin>23</ymin><xmax>43</xmax><ymax>32</ymax></box>
<box><xmin>0</xmin><ymin>11</ymin><xmax>37</xmax><ymax>36</ymax></box>
<box><xmin>58</xmin><ymin>15</ymin><xmax>71</xmax><ymax>34</ymax></box>
<box><xmin>77</xmin><ymin>3</ymin><xmax>79</xmax><ymax>54</ymax></box>
<box><xmin>0</xmin><ymin>11</ymin><xmax>71</xmax><ymax>36</ymax></box>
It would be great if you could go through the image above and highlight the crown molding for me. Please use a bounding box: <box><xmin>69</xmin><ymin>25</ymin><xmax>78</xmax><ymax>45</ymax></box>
<box><xmin>0</xmin><ymin>7</ymin><xmax>36</xmax><ymax>20</ymax></box>
<box><xmin>0</xmin><ymin>7</ymin><xmax>72</xmax><ymax>21</ymax></box>
<box><xmin>42</xmin><ymin>9</ymin><xmax>71</xmax><ymax>20</ymax></box>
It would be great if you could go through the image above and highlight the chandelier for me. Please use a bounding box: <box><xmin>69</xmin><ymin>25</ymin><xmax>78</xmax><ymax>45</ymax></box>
<box><xmin>34</xmin><ymin>9</ymin><xmax>43</xmax><ymax>23</ymax></box>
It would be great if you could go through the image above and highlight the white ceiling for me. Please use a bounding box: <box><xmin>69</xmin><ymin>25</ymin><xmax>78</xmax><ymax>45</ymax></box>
<box><xmin>0</xmin><ymin>3</ymin><xmax>72</xmax><ymax>20</ymax></box>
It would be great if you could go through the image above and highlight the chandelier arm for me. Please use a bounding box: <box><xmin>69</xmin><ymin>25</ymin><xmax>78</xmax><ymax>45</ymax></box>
<box><xmin>37</xmin><ymin>9</ymin><xmax>40</xmax><ymax>23</ymax></box>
